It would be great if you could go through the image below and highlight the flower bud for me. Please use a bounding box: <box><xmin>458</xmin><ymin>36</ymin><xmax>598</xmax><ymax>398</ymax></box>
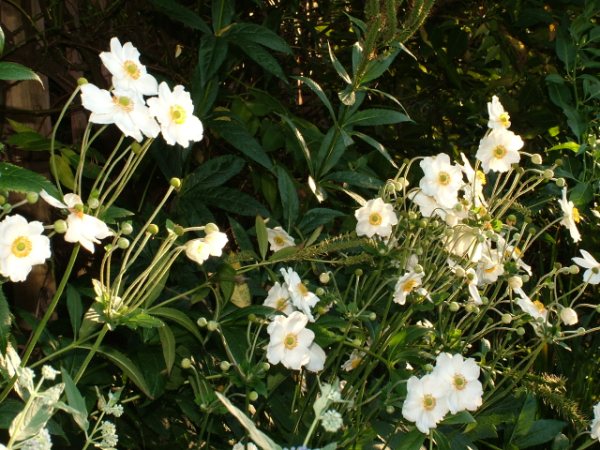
<box><xmin>413</xmin><ymin>264</ymin><xmax>424</xmax><ymax>274</ymax></box>
<box><xmin>315</xmin><ymin>287</ymin><xmax>325</xmax><ymax>296</ymax></box>
<box><xmin>0</xmin><ymin>195</ymin><xmax>5</xmax><ymax>205</ymax></box>
<box><xmin>555</xmin><ymin>177</ymin><xmax>566</xmax><ymax>188</ymax></box>
<box><xmin>449</xmin><ymin>302</ymin><xmax>460</xmax><ymax>312</ymax></box>
<box><xmin>560</xmin><ymin>307</ymin><xmax>578</xmax><ymax>326</ymax></box>
<box><xmin>454</xmin><ymin>267</ymin><xmax>466</xmax><ymax>278</ymax></box>
<box><xmin>77</xmin><ymin>77</ymin><xmax>88</xmax><ymax>85</ymax></box>
<box><xmin>386</xmin><ymin>405</ymin><xmax>395</xmax><ymax>414</ymax></box>
<box><xmin>506</xmin><ymin>214</ymin><xmax>517</xmax><ymax>226</ymax></box>
<box><xmin>169</xmin><ymin>178</ymin><xmax>182</xmax><ymax>189</ymax></box>
<box><xmin>146</xmin><ymin>223</ymin><xmax>159</xmax><ymax>235</ymax></box>
<box><xmin>205</xmin><ymin>222</ymin><xmax>219</xmax><ymax>234</ymax></box>
<box><xmin>501</xmin><ymin>313</ymin><xmax>512</xmax><ymax>324</ymax></box>
<box><xmin>219</xmin><ymin>361</ymin><xmax>231</xmax><ymax>372</ymax></box>
<box><xmin>197</xmin><ymin>317</ymin><xmax>208</xmax><ymax>327</ymax></box>
<box><xmin>131</xmin><ymin>142</ymin><xmax>143</xmax><ymax>154</ymax></box>
<box><xmin>173</xmin><ymin>225</ymin><xmax>185</xmax><ymax>236</ymax></box>
<box><xmin>247</xmin><ymin>391</ymin><xmax>259</xmax><ymax>402</ymax></box>
<box><xmin>516</xmin><ymin>327</ymin><xmax>525</xmax><ymax>336</ymax></box>
<box><xmin>261</xmin><ymin>362</ymin><xmax>270</xmax><ymax>372</ymax></box>
<box><xmin>26</xmin><ymin>192</ymin><xmax>39</xmax><ymax>204</ymax></box>
<box><xmin>319</xmin><ymin>272</ymin><xmax>330</xmax><ymax>284</ymax></box>
<box><xmin>181</xmin><ymin>358</ymin><xmax>192</xmax><ymax>369</ymax></box>
<box><xmin>207</xmin><ymin>320</ymin><xmax>219</xmax><ymax>331</ymax></box>
<box><xmin>569</xmin><ymin>265</ymin><xmax>580</xmax><ymax>275</ymax></box>
<box><xmin>88</xmin><ymin>197</ymin><xmax>100</xmax><ymax>209</ymax></box>
<box><xmin>117</xmin><ymin>237</ymin><xmax>130</xmax><ymax>249</ymax></box>
<box><xmin>368</xmin><ymin>312</ymin><xmax>376</xmax><ymax>321</ymax></box>
<box><xmin>530</xmin><ymin>154</ymin><xmax>543</xmax><ymax>165</ymax></box>
<box><xmin>121</xmin><ymin>222</ymin><xmax>133</xmax><ymax>235</ymax></box>
<box><xmin>424</xmin><ymin>363</ymin><xmax>434</xmax><ymax>372</ymax></box>
<box><xmin>508</xmin><ymin>276</ymin><xmax>523</xmax><ymax>289</ymax></box>
<box><xmin>354</xmin><ymin>268</ymin><xmax>363</xmax><ymax>277</ymax></box>
<box><xmin>555</xmin><ymin>158</ymin><xmax>563</xmax><ymax>166</ymax></box>
<box><xmin>3</xmin><ymin>204</ymin><xmax>12</xmax><ymax>213</ymax></box>
<box><xmin>480</xmin><ymin>338</ymin><xmax>491</xmax><ymax>354</ymax></box>
<box><xmin>465</xmin><ymin>304</ymin><xmax>479</xmax><ymax>314</ymax></box>
<box><xmin>542</xmin><ymin>168</ymin><xmax>554</xmax><ymax>179</ymax></box>
<box><xmin>54</xmin><ymin>219</ymin><xmax>68</xmax><ymax>234</ymax></box>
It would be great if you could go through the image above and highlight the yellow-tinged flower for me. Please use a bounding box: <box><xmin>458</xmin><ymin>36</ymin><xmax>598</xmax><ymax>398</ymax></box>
<box><xmin>354</xmin><ymin>197</ymin><xmax>398</xmax><ymax>238</ymax></box>
<box><xmin>266</xmin><ymin>226</ymin><xmax>295</xmax><ymax>251</ymax></box>
<box><xmin>558</xmin><ymin>187</ymin><xmax>581</xmax><ymax>243</ymax></box>
<box><xmin>487</xmin><ymin>95</ymin><xmax>511</xmax><ymax>130</ymax></box>
<box><xmin>476</xmin><ymin>128</ymin><xmax>523</xmax><ymax>173</ymax></box>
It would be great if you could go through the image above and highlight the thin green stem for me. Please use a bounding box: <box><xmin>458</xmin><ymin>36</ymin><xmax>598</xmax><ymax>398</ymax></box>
<box><xmin>74</xmin><ymin>325</ymin><xmax>109</xmax><ymax>383</ymax></box>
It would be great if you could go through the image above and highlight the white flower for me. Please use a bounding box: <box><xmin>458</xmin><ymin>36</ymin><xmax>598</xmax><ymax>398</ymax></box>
<box><xmin>393</xmin><ymin>271</ymin><xmax>423</xmax><ymax>305</ymax></box>
<box><xmin>445</xmin><ymin>225</ymin><xmax>483</xmax><ymax>263</ymax></box>
<box><xmin>0</xmin><ymin>214</ymin><xmax>51</xmax><ymax>282</ymax></box>
<box><xmin>80</xmin><ymin>84</ymin><xmax>160</xmax><ymax>142</ymax></box>
<box><xmin>204</xmin><ymin>225</ymin><xmax>228</xmax><ymax>257</ymax></box>
<box><xmin>559</xmin><ymin>307</ymin><xmax>578</xmax><ymax>326</ymax></box>
<box><xmin>280</xmin><ymin>267</ymin><xmax>319</xmax><ymax>321</ymax></box>
<box><xmin>147</xmin><ymin>82</ymin><xmax>204</xmax><ymax>147</ymax></box>
<box><xmin>321</xmin><ymin>409</ymin><xmax>343</xmax><ymax>432</ymax></box>
<box><xmin>184</xmin><ymin>239</ymin><xmax>211</xmax><ymax>265</ymax></box>
<box><xmin>591</xmin><ymin>402</ymin><xmax>600</xmax><ymax>441</ymax></box>
<box><xmin>487</xmin><ymin>95</ymin><xmax>511</xmax><ymax>129</ymax></box>
<box><xmin>402</xmin><ymin>374</ymin><xmax>450</xmax><ymax>434</ymax></box>
<box><xmin>266</xmin><ymin>226</ymin><xmax>295</xmax><ymax>251</ymax></box>
<box><xmin>41</xmin><ymin>365</ymin><xmax>60</xmax><ymax>381</ymax></box>
<box><xmin>99</xmin><ymin>37</ymin><xmax>158</xmax><ymax>96</ymax></box>
<box><xmin>476</xmin><ymin>128</ymin><xmax>523</xmax><ymax>173</ymax></box>
<box><xmin>409</xmin><ymin>191</ymin><xmax>449</xmax><ymax>220</ymax></box>
<box><xmin>459</xmin><ymin>153</ymin><xmax>487</xmax><ymax>207</ymax></box>
<box><xmin>263</xmin><ymin>282</ymin><xmax>294</xmax><ymax>315</ymax></box>
<box><xmin>233</xmin><ymin>443</ymin><xmax>258</xmax><ymax>450</ymax></box>
<box><xmin>572</xmin><ymin>250</ymin><xmax>600</xmax><ymax>284</ymax></box>
<box><xmin>40</xmin><ymin>191</ymin><xmax>112</xmax><ymax>253</ymax></box>
<box><xmin>515</xmin><ymin>292</ymin><xmax>548</xmax><ymax>323</ymax></box>
<box><xmin>432</xmin><ymin>353</ymin><xmax>483</xmax><ymax>414</ymax></box>
<box><xmin>476</xmin><ymin>248</ymin><xmax>504</xmax><ymax>284</ymax></box>
<box><xmin>465</xmin><ymin>268</ymin><xmax>482</xmax><ymax>305</ymax></box>
<box><xmin>266</xmin><ymin>311</ymin><xmax>314</xmax><ymax>370</ymax></box>
<box><xmin>305</xmin><ymin>342</ymin><xmax>326</xmax><ymax>372</ymax></box>
<box><xmin>558</xmin><ymin>188</ymin><xmax>581</xmax><ymax>243</ymax></box>
<box><xmin>98</xmin><ymin>420</ymin><xmax>118</xmax><ymax>448</ymax></box>
<box><xmin>342</xmin><ymin>349</ymin><xmax>365</xmax><ymax>371</ymax></box>
<box><xmin>354</xmin><ymin>197</ymin><xmax>398</xmax><ymax>238</ymax></box>
<box><xmin>419</xmin><ymin>153</ymin><xmax>464</xmax><ymax>209</ymax></box>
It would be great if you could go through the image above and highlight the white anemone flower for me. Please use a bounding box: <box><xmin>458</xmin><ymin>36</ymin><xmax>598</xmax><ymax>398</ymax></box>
<box><xmin>432</xmin><ymin>353</ymin><xmax>483</xmax><ymax>414</ymax></box>
<box><xmin>342</xmin><ymin>349</ymin><xmax>365</xmax><ymax>372</ymax></box>
<box><xmin>40</xmin><ymin>191</ymin><xmax>112</xmax><ymax>253</ymax></box>
<box><xmin>591</xmin><ymin>402</ymin><xmax>600</xmax><ymax>442</ymax></box>
<box><xmin>147</xmin><ymin>82</ymin><xmax>204</xmax><ymax>147</ymax></box>
<box><xmin>184</xmin><ymin>239</ymin><xmax>211</xmax><ymax>265</ymax></box>
<box><xmin>305</xmin><ymin>342</ymin><xmax>326</xmax><ymax>372</ymax></box>
<box><xmin>0</xmin><ymin>214</ymin><xmax>51</xmax><ymax>282</ymax></box>
<box><xmin>459</xmin><ymin>153</ymin><xmax>487</xmax><ymax>207</ymax></box>
<box><xmin>487</xmin><ymin>95</ymin><xmax>511</xmax><ymax>130</ymax></box>
<box><xmin>572</xmin><ymin>250</ymin><xmax>600</xmax><ymax>284</ymax></box>
<box><xmin>80</xmin><ymin>84</ymin><xmax>160</xmax><ymax>142</ymax></box>
<box><xmin>263</xmin><ymin>282</ymin><xmax>294</xmax><ymax>315</ymax></box>
<box><xmin>558</xmin><ymin>188</ymin><xmax>581</xmax><ymax>243</ymax></box>
<box><xmin>99</xmin><ymin>37</ymin><xmax>158</xmax><ymax>96</ymax></box>
<box><xmin>204</xmin><ymin>225</ymin><xmax>228</xmax><ymax>257</ymax></box>
<box><xmin>266</xmin><ymin>311</ymin><xmax>314</xmax><ymax>370</ymax></box>
<box><xmin>280</xmin><ymin>267</ymin><xmax>319</xmax><ymax>321</ymax></box>
<box><xmin>560</xmin><ymin>307</ymin><xmax>578</xmax><ymax>326</ymax></box>
<box><xmin>476</xmin><ymin>249</ymin><xmax>504</xmax><ymax>284</ymax></box>
<box><xmin>476</xmin><ymin>128</ymin><xmax>524</xmax><ymax>173</ymax></box>
<box><xmin>465</xmin><ymin>268</ymin><xmax>482</xmax><ymax>305</ymax></box>
<box><xmin>419</xmin><ymin>153</ymin><xmax>464</xmax><ymax>209</ymax></box>
<box><xmin>409</xmin><ymin>191</ymin><xmax>449</xmax><ymax>220</ymax></box>
<box><xmin>354</xmin><ymin>197</ymin><xmax>398</xmax><ymax>238</ymax></box>
<box><xmin>445</xmin><ymin>225</ymin><xmax>483</xmax><ymax>263</ymax></box>
<box><xmin>515</xmin><ymin>291</ymin><xmax>548</xmax><ymax>324</ymax></box>
<box><xmin>402</xmin><ymin>374</ymin><xmax>450</xmax><ymax>434</ymax></box>
<box><xmin>267</xmin><ymin>226</ymin><xmax>295</xmax><ymax>251</ymax></box>
<box><xmin>393</xmin><ymin>271</ymin><xmax>423</xmax><ymax>305</ymax></box>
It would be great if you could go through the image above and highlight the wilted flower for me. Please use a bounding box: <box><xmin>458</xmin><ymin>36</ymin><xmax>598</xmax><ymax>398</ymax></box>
<box><xmin>354</xmin><ymin>197</ymin><xmax>398</xmax><ymax>238</ymax></box>
<box><xmin>147</xmin><ymin>82</ymin><xmax>204</xmax><ymax>147</ymax></box>
<box><xmin>0</xmin><ymin>214</ymin><xmax>51</xmax><ymax>282</ymax></box>
<box><xmin>559</xmin><ymin>307</ymin><xmax>578</xmax><ymax>326</ymax></box>
<box><xmin>419</xmin><ymin>153</ymin><xmax>464</xmax><ymax>209</ymax></box>
<box><xmin>402</xmin><ymin>374</ymin><xmax>450</xmax><ymax>434</ymax></box>
<box><xmin>432</xmin><ymin>353</ymin><xmax>483</xmax><ymax>414</ymax></box>
<box><xmin>267</xmin><ymin>226</ymin><xmax>295</xmax><ymax>251</ymax></box>
<box><xmin>321</xmin><ymin>409</ymin><xmax>343</xmax><ymax>432</ymax></box>
<box><xmin>280</xmin><ymin>267</ymin><xmax>319</xmax><ymax>321</ymax></box>
<box><xmin>266</xmin><ymin>311</ymin><xmax>315</xmax><ymax>370</ymax></box>
<box><xmin>264</xmin><ymin>282</ymin><xmax>294</xmax><ymax>315</ymax></box>
<box><xmin>21</xmin><ymin>427</ymin><xmax>52</xmax><ymax>450</ymax></box>
<box><xmin>476</xmin><ymin>128</ymin><xmax>523</xmax><ymax>173</ymax></box>
<box><xmin>342</xmin><ymin>349</ymin><xmax>365</xmax><ymax>372</ymax></box>
<box><xmin>572</xmin><ymin>250</ymin><xmax>600</xmax><ymax>285</ymax></box>
<box><xmin>558</xmin><ymin>188</ymin><xmax>581</xmax><ymax>243</ymax></box>
<box><xmin>80</xmin><ymin>84</ymin><xmax>159</xmax><ymax>142</ymax></box>
<box><xmin>487</xmin><ymin>95</ymin><xmax>511</xmax><ymax>129</ymax></box>
<box><xmin>41</xmin><ymin>365</ymin><xmax>60</xmax><ymax>381</ymax></box>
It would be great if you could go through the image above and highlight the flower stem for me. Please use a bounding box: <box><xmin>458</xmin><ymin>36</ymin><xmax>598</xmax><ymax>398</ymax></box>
<box><xmin>74</xmin><ymin>324</ymin><xmax>109</xmax><ymax>383</ymax></box>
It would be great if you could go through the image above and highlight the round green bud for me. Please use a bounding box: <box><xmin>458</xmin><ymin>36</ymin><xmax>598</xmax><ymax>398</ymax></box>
<box><xmin>555</xmin><ymin>158</ymin><xmax>563</xmax><ymax>167</ymax></box>
<box><xmin>219</xmin><ymin>361</ymin><xmax>231</xmax><ymax>372</ymax></box>
<box><xmin>501</xmin><ymin>313</ymin><xmax>512</xmax><ymax>324</ymax></box>
<box><xmin>3</xmin><ymin>204</ymin><xmax>12</xmax><ymax>213</ymax></box>
<box><xmin>530</xmin><ymin>154</ymin><xmax>543</xmax><ymax>165</ymax></box>
<box><xmin>54</xmin><ymin>219</ymin><xmax>68</xmax><ymax>234</ymax></box>
<box><xmin>315</xmin><ymin>287</ymin><xmax>325</xmax><ymax>296</ymax></box>
<box><xmin>169</xmin><ymin>177</ymin><xmax>182</xmax><ymax>189</ymax></box>
<box><xmin>205</xmin><ymin>222</ymin><xmax>219</xmax><ymax>234</ymax></box>
<box><xmin>454</xmin><ymin>267</ymin><xmax>466</xmax><ymax>278</ymax></box>
<box><xmin>248</xmin><ymin>313</ymin><xmax>258</xmax><ymax>323</ymax></box>
<box><xmin>351</xmin><ymin>338</ymin><xmax>362</xmax><ymax>347</ymax></box>
<box><xmin>506</xmin><ymin>214</ymin><xmax>517</xmax><ymax>226</ymax></box>
<box><xmin>543</xmin><ymin>169</ymin><xmax>554</xmax><ymax>179</ymax></box>
<box><xmin>319</xmin><ymin>272</ymin><xmax>330</xmax><ymax>284</ymax></box>
<box><xmin>480</xmin><ymin>338</ymin><xmax>491</xmax><ymax>353</ymax></box>
<box><xmin>117</xmin><ymin>237</ymin><xmax>130</xmax><ymax>249</ymax></box>
<box><xmin>368</xmin><ymin>312</ymin><xmax>377</xmax><ymax>321</ymax></box>
<box><xmin>88</xmin><ymin>197</ymin><xmax>100</xmax><ymax>209</ymax></box>
<box><xmin>261</xmin><ymin>362</ymin><xmax>270</xmax><ymax>372</ymax></box>
<box><xmin>576</xmin><ymin>327</ymin><xmax>586</xmax><ymax>334</ymax></box>
<box><xmin>516</xmin><ymin>167</ymin><xmax>525</xmax><ymax>175</ymax></box>
<box><xmin>77</xmin><ymin>77</ymin><xmax>88</xmax><ymax>85</ymax></box>
<box><xmin>197</xmin><ymin>317</ymin><xmax>208</xmax><ymax>327</ymax></box>
<box><xmin>146</xmin><ymin>223</ymin><xmax>159</xmax><ymax>235</ymax></box>
<box><xmin>418</xmin><ymin>219</ymin><xmax>428</xmax><ymax>229</ymax></box>
<box><xmin>569</xmin><ymin>265</ymin><xmax>580</xmax><ymax>275</ymax></box>
<box><xmin>173</xmin><ymin>225</ymin><xmax>185</xmax><ymax>236</ymax></box>
<box><xmin>413</xmin><ymin>264</ymin><xmax>424</xmax><ymax>274</ymax></box>
<box><xmin>424</xmin><ymin>363</ymin><xmax>434</xmax><ymax>372</ymax></box>
<box><xmin>465</xmin><ymin>304</ymin><xmax>479</xmax><ymax>314</ymax></box>
<box><xmin>516</xmin><ymin>327</ymin><xmax>526</xmax><ymax>336</ymax></box>
<box><xmin>386</xmin><ymin>405</ymin><xmax>395</xmax><ymax>414</ymax></box>
<box><xmin>181</xmin><ymin>358</ymin><xmax>192</xmax><ymax>369</ymax></box>
<box><xmin>596</xmin><ymin>304</ymin><xmax>600</xmax><ymax>313</ymax></box>
<box><xmin>247</xmin><ymin>391</ymin><xmax>259</xmax><ymax>402</ymax></box>
<box><xmin>0</xmin><ymin>195</ymin><xmax>6</xmax><ymax>205</ymax></box>
<box><xmin>121</xmin><ymin>222</ymin><xmax>133</xmax><ymax>235</ymax></box>
<box><xmin>26</xmin><ymin>192</ymin><xmax>39</xmax><ymax>204</ymax></box>
<box><xmin>449</xmin><ymin>302</ymin><xmax>460</xmax><ymax>312</ymax></box>
<box><xmin>131</xmin><ymin>142</ymin><xmax>143</xmax><ymax>155</ymax></box>
<box><xmin>207</xmin><ymin>320</ymin><xmax>219</xmax><ymax>331</ymax></box>
<box><xmin>354</xmin><ymin>268</ymin><xmax>363</xmax><ymax>277</ymax></box>
<box><xmin>104</xmin><ymin>244</ymin><xmax>113</xmax><ymax>252</ymax></box>
<box><xmin>408</xmin><ymin>211</ymin><xmax>418</xmax><ymax>221</ymax></box>
<box><xmin>555</xmin><ymin>177</ymin><xmax>566</xmax><ymax>188</ymax></box>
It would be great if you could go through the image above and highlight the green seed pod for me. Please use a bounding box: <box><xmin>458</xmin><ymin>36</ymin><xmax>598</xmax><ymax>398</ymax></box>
<box><xmin>54</xmin><ymin>219</ymin><xmax>68</xmax><ymax>234</ymax></box>
<box><xmin>146</xmin><ymin>223</ymin><xmax>159</xmax><ymax>235</ymax></box>
<box><xmin>26</xmin><ymin>192</ymin><xmax>39</xmax><ymax>204</ymax></box>
<box><xmin>121</xmin><ymin>222</ymin><xmax>134</xmax><ymax>235</ymax></box>
<box><xmin>169</xmin><ymin>177</ymin><xmax>182</xmax><ymax>189</ymax></box>
<box><xmin>207</xmin><ymin>320</ymin><xmax>219</xmax><ymax>331</ymax></box>
<box><xmin>247</xmin><ymin>391</ymin><xmax>259</xmax><ymax>401</ymax></box>
<box><xmin>181</xmin><ymin>358</ymin><xmax>192</xmax><ymax>369</ymax></box>
<box><xmin>197</xmin><ymin>317</ymin><xmax>208</xmax><ymax>327</ymax></box>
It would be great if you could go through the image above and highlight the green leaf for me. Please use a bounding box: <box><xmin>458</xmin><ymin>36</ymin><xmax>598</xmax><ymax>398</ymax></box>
<box><xmin>344</xmin><ymin>108</ymin><xmax>411</xmax><ymax>127</ymax></box>
<box><xmin>158</xmin><ymin>323</ymin><xmax>176</xmax><ymax>374</ymax></box>
<box><xmin>546</xmin><ymin>142</ymin><xmax>580</xmax><ymax>152</ymax></box>
<box><xmin>7</xmin><ymin>131</ymin><xmax>53</xmax><ymax>151</ymax></box>
<box><xmin>352</xmin><ymin>131</ymin><xmax>398</xmax><ymax>168</ymax></box>
<box><xmin>82</xmin><ymin>345</ymin><xmax>154</xmax><ymax>398</ymax></box>
<box><xmin>215</xmin><ymin>392</ymin><xmax>282</xmax><ymax>450</ymax></box>
<box><xmin>218</xmin><ymin>263</ymin><xmax>237</xmax><ymax>303</ymax></box>
<box><xmin>268</xmin><ymin>246</ymin><xmax>298</xmax><ymax>262</ymax></box>
<box><xmin>395</xmin><ymin>428</ymin><xmax>426</xmax><ymax>450</ymax></box>
<box><xmin>203</xmin><ymin>186</ymin><xmax>269</xmax><ymax>217</ymax></box>
<box><xmin>255</xmin><ymin>215</ymin><xmax>269</xmax><ymax>260</ymax></box>
<box><xmin>0</xmin><ymin>285</ymin><xmax>12</xmax><ymax>353</ymax></box>
<box><xmin>0</xmin><ymin>162</ymin><xmax>58</xmax><ymax>197</ymax></box>
<box><xmin>149</xmin><ymin>0</ymin><xmax>211</xmax><ymax>33</ymax></box>
<box><xmin>49</xmin><ymin>154</ymin><xmax>75</xmax><ymax>190</ymax></box>
<box><xmin>60</xmin><ymin>369</ymin><xmax>88</xmax><ymax>432</ymax></box>
<box><xmin>570</xmin><ymin>182</ymin><xmax>593</xmax><ymax>206</ymax></box>
<box><xmin>441</xmin><ymin>410</ymin><xmax>476</xmax><ymax>425</ymax></box>
<box><xmin>235</xmin><ymin>40</ymin><xmax>287</xmax><ymax>81</ymax></box>
<box><xmin>512</xmin><ymin>393</ymin><xmax>537</xmax><ymax>441</ymax></box>
<box><xmin>324</xmin><ymin>170</ymin><xmax>384</xmax><ymax>190</ymax></box>
<box><xmin>556</xmin><ymin>30</ymin><xmax>576</xmax><ymax>70</ymax></box>
<box><xmin>361</xmin><ymin>48</ymin><xmax>400</xmax><ymax>84</ymax></box>
<box><xmin>212</xmin><ymin>0</ymin><xmax>234</xmax><ymax>33</ymax></box>
<box><xmin>317</xmin><ymin>126</ymin><xmax>350</xmax><ymax>176</ymax></box>
<box><xmin>513</xmin><ymin>420</ymin><xmax>565</xmax><ymax>448</ymax></box>
<box><xmin>0</xmin><ymin>61</ymin><xmax>42</xmax><ymax>84</ymax></box>
<box><xmin>327</xmin><ymin>41</ymin><xmax>352</xmax><ymax>84</ymax></box>
<box><xmin>66</xmin><ymin>284</ymin><xmax>83</xmax><ymax>340</ymax></box>
<box><xmin>198</xmin><ymin>35</ymin><xmax>229</xmax><ymax>84</ymax></box>
<box><xmin>182</xmin><ymin>154</ymin><xmax>246</xmax><ymax>194</ymax></box>
<box><xmin>297</xmin><ymin>208</ymin><xmax>345</xmax><ymax>234</ymax></box>
<box><xmin>294</xmin><ymin>75</ymin><xmax>336</xmax><ymax>120</ymax></box>
<box><xmin>228</xmin><ymin>215</ymin><xmax>256</xmax><ymax>253</ymax></box>
<box><xmin>210</xmin><ymin>120</ymin><xmax>273</xmax><ymax>171</ymax></box>
<box><xmin>276</xmin><ymin>166</ymin><xmax>299</xmax><ymax>230</ymax></box>
<box><xmin>124</xmin><ymin>311</ymin><xmax>165</xmax><ymax>330</ymax></box>
<box><xmin>150</xmin><ymin>307</ymin><xmax>203</xmax><ymax>341</ymax></box>
<box><xmin>279</xmin><ymin>114</ymin><xmax>313</xmax><ymax>174</ymax></box>
<box><xmin>224</xmin><ymin>23</ymin><xmax>292</xmax><ymax>54</ymax></box>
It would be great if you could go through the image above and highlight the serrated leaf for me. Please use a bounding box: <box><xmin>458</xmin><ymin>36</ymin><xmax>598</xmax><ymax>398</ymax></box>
<box><xmin>150</xmin><ymin>307</ymin><xmax>203</xmax><ymax>341</ymax></box>
<box><xmin>210</xmin><ymin>120</ymin><xmax>273</xmax><ymax>171</ymax></box>
<box><xmin>0</xmin><ymin>162</ymin><xmax>58</xmax><ymax>197</ymax></box>
<box><xmin>149</xmin><ymin>0</ymin><xmax>211</xmax><ymax>33</ymax></box>
<box><xmin>60</xmin><ymin>369</ymin><xmax>88</xmax><ymax>432</ymax></box>
<box><xmin>158</xmin><ymin>324</ymin><xmax>176</xmax><ymax>374</ymax></box>
<box><xmin>256</xmin><ymin>215</ymin><xmax>269</xmax><ymax>260</ymax></box>
<box><xmin>224</xmin><ymin>23</ymin><xmax>291</xmax><ymax>54</ymax></box>
<box><xmin>235</xmin><ymin>40</ymin><xmax>287</xmax><ymax>81</ymax></box>
<box><xmin>0</xmin><ymin>61</ymin><xmax>42</xmax><ymax>84</ymax></box>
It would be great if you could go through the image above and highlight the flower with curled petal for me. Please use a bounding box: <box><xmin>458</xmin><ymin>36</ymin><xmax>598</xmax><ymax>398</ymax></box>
<box><xmin>572</xmin><ymin>250</ymin><xmax>600</xmax><ymax>285</ymax></box>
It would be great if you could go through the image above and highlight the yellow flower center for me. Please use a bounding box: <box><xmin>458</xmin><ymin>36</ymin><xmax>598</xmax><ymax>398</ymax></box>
<box><xmin>11</xmin><ymin>236</ymin><xmax>32</xmax><ymax>258</ymax></box>
<box><xmin>297</xmin><ymin>282</ymin><xmax>309</xmax><ymax>297</ymax></box>
<box><xmin>351</xmin><ymin>356</ymin><xmax>362</xmax><ymax>369</ymax></box>
<box><xmin>275</xmin><ymin>297</ymin><xmax>288</xmax><ymax>311</ymax></box>
<box><xmin>113</xmin><ymin>95</ymin><xmax>134</xmax><ymax>113</ymax></box>
<box><xmin>170</xmin><ymin>105</ymin><xmax>187</xmax><ymax>124</ymax></box>
<box><xmin>476</xmin><ymin>170</ymin><xmax>487</xmax><ymax>185</ymax></box>
<box><xmin>533</xmin><ymin>300</ymin><xmax>546</xmax><ymax>313</ymax></box>
<box><xmin>438</xmin><ymin>171</ymin><xmax>451</xmax><ymax>186</ymax></box>
<box><xmin>284</xmin><ymin>333</ymin><xmax>298</xmax><ymax>350</ymax></box>
<box><xmin>493</xmin><ymin>145</ymin><xmax>507</xmax><ymax>159</ymax></box>
<box><xmin>369</xmin><ymin>212</ymin><xmax>382</xmax><ymax>226</ymax></box>
<box><xmin>499</xmin><ymin>112</ymin><xmax>510</xmax><ymax>127</ymax></box>
<box><xmin>484</xmin><ymin>265</ymin><xmax>497</xmax><ymax>274</ymax></box>
<box><xmin>572</xmin><ymin>207</ymin><xmax>580</xmax><ymax>223</ymax></box>
<box><xmin>274</xmin><ymin>236</ymin><xmax>285</xmax><ymax>246</ymax></box>
<box><xmin>422</xmin><ymin>394</ymin><xmax>436</xmax><ymax>411</ymax></box>
<box><xmin>453</xmin><ymin>374</ymin><xmax>467</xmax><ymax>390</ymax></box>
<box><xmin>402</xmin><ymin>279</ymin><xmax>418</xmax><ymax>293</ymax></box>
<box><xmin>123</xmin><ymin>60</ymin><xmax>141</xmax><ymax>79</ymax></box>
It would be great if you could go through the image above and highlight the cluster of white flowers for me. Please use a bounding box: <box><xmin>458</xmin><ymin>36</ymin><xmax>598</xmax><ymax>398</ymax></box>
<box><xmin>184</xmin><ymin>223</ymin><xmax>228</xmax><ymax>265</ymax></box>
<box><xmin>82</xmin><ymin>37</ymin><xmax>204</xmax><ymax>147</ymax></box>
<box><xmin>402</xmin><ymin>353</ymin><xmax>483</xmax><ymax>434</ymax></box>
<box><xmin>263</xmin><ymin>268</ymin><xmax>320</xmax><ymax>321</ymax></box>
